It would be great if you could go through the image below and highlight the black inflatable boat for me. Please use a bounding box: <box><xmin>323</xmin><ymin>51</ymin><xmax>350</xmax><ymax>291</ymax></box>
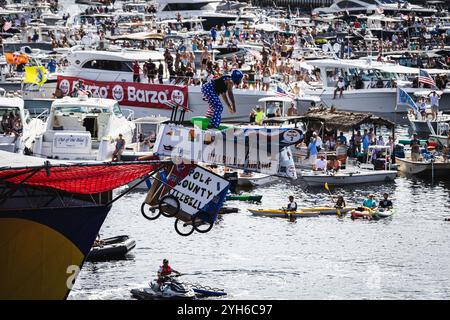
<box><xmin>86</xmin><ymin>235</ymin><xmax>136</xmax><ymax>262</ymax></box>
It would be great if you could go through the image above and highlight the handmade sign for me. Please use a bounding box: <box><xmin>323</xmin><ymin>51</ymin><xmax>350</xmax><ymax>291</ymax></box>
<box><xmin>153</xmin><ymin>124</ymin><xmax>299</xmax><ymax>179</ymax></box>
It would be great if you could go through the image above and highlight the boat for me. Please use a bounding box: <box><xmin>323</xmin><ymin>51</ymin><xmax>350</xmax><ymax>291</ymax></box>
<box><xmin>53</xmin><ymin>48</ymin><xmax>273</xmax><ymax>121</ymax></box>
<box><xmin>351</xmin><ymin>208</ymin><xmax>395</xmax><ymax>220</ymax></box>
<box><xmin>86</xmin><ymin>235</ymin><xmax>136</xmax><ymax>262</ymax></box>
<box><xmin>302</xmin><ymin>169</ymin><xmax>397</xmax><ymax>187</ymax></box>
<box><xmin>0</xmin><ymin>150</ymin><xmax>165</xmax><ymax>299</ymax></box>
<box><xmin>31</xmin><ymin>95</ymin><xmax>136</xmax><ymax>161</ymax></box>
<box><xmin>248</xmin><ymin>208</ymin><xmax>320</xmax><ymax>218</ymax></box>
<box><xmin>313</xmin><ymin>0</ymin><xmax>437</xmax><ymax>16</ymax></box>
<box><xmin>301</xmin><ymin>58</ymin><xmax>450</xmax><ymax>115</ymax></box>
<box><xmin>0</xmin><ymin>90</ymin><xmax>46</xmax><ymax>154</ymax></box>
<box><xmin>396</xmin><ymin>156</ymin><xmax>450</xmax><ymax>178</ymax></box>
<box><xmin>225</xmin><ymin>194</ymin><xmax>263</xmax><ymax>202</ymax></box>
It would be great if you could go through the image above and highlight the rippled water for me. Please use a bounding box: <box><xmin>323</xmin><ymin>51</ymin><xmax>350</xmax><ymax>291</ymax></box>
<box><xmin>59</xmin><ymin>0</ymin><xmax>450</xmax><ymax>300</ymax></box>
<box><xmin>68</xmin><ymin>173</ymin><xmax>450</xmax><ymax>300</ymax></box>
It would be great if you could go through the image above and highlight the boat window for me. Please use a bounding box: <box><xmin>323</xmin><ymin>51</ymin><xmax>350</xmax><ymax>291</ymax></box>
<box><xmin>82</xmin><ymin>60</ymin><xmax>132</xmax><ymax>72</ymax></box>
<box><xmin>113</xmin><ymin>103</ymin><xmax>123</xmax><ymax>118</ymax></box>
<box><xmin>337</xmin><ymin>1</ymin><xmax>365</xmax><ymax>8</ymax></box>
<box><xmin>162</xmin><ymin>3</ymin><xmax>209</xmax><ymax>11</ymax></box>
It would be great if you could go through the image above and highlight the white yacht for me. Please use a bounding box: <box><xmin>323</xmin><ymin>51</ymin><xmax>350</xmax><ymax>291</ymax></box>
<box><xmin>0</xmin><ymin>91</ymin><xmax>46</xmax><ymax>154</ymax></box>
<box><xmin>32</xmin><ymin>95</ymin><xmax>135</xmax><ymax>161</ymax></box>
<box><xmin>56</xmin><ymin>48</ymin><xmax>272</xmax><ymax>121</ymax></box>
<box><xmin>313</xmin><ymin>0</ymin><xmax>436</xmax><ymax>16</ymax></box>
<box><xmin>155</xmin><ymin>0</ymin><xmax>221</xmax><ymax>20</ymax></box>
<box><xmin>302</xmin><ymin>58</ymin><xmax>450</xmax><ymax>114</ymax></box>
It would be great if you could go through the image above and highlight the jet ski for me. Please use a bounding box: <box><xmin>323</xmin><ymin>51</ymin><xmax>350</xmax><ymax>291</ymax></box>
<box><xmin>131</xmin><ymin>276</ymin><xmax>196</xmax><ymax>300</ymax></box>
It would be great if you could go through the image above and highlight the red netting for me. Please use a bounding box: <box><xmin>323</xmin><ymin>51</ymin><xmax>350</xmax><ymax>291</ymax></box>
<box><xmin>0</xmin><ymin>164</ymin><xmax>158</xmax><ymax>194</ymax></box>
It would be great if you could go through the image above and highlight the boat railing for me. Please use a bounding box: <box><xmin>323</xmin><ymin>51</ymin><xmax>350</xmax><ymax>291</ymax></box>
<box><xmin>122</xmin><ymin>108</ymin><xmax>135</xmax><ymax>121</ymax></box>
<box><xmin>29</xmin><ymin>108</ymin><xmax>50</xmax><ymax>122</ymax></box>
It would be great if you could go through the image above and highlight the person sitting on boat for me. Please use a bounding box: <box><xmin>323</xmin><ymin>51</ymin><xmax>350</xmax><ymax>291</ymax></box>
<box><xmin>287</xmin><ymin>103</ymin><xmax>298</xmax><ymax>116</ymax></box>
<box><xmin>378</xmin><ymin>193</ymin><xmax>393</xmax><ymax>211</ymax></box>
<box><xmin>327</xmin><ymin>156</ymin><xmax>341</xmax><ymax>173</ymax></box>
<box><xmin>410</xmin><ymin>134</ymin><xmax>422</xmax><ymax>162</ymax></box>
<box><xmin>335</xmin><ymin>195</ymin><xmax>346</xmax><ymax>209</ymax></box>
<box><xmin>157</xmin><ymin>259</ymin><xmax>181</xmax><ymax>286</ymax></box>
<box><xmin>333</xmin><ymin>76</ymin><xmax>345</xmax><ymax>99</ymax></box>
<box><xmin>113</xmin><ymin>134</ymin><xmax>125</xmax><ymax>162</ymax></box>
<box><xmin>285</xmin><ymin>196</ymin><xmax>297</xmax><ymax>212</ymax></box>
<box><xmin>202</xmin><ymin>69</ymin><xmax>243</xmax><ymax>129</ymax></box>
<box><xmin>314</xmin><ymin>154</ymin><xmax>327</xmax><ymax>171</ymax></box>
<box><xmin>1</xmin><ymin>113</ymin><xmax>10</xmax><ymax>135</ymax></box>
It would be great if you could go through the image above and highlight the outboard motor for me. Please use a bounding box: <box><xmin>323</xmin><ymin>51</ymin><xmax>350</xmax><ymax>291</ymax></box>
<box><xmin>223</xmin><ymin>171</ymin><xmax>238</xmax><ymax>193</ymax></box>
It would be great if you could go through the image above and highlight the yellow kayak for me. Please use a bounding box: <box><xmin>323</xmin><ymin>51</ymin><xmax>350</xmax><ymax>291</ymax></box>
<box><xmin>249</xmin><ymin>207</ymin><xmax>354</xmax><ymax>218</ymax></box>
<box><xmin>248</xmin><ymin>209</ymin><xmax>319</xmax><ymax>218</ymax></box>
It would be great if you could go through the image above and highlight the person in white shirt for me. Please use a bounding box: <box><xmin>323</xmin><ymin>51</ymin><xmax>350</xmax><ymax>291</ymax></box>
<box><xmin>286</xmin><ymin>196</ymin><xmax>297</xmax><ymax>211</ymax></box>
<box><xmin>333</xmin><ymin>76</ymin><xmax>345</xmax><ymax>99</ymax></box>
<box><xmin>315</xmin><ymin>134</ymin><xmax>323</xmax><ymax>151</ymax></box>
<box><xmin>314</xmin><ymin>155</ymin><xmax>327</xmax><ymax>171</ymax></box>
<box><xmin>429</xmin><ymin>91</ymin><xmax>440</xmax><ymax>121</ymax></box>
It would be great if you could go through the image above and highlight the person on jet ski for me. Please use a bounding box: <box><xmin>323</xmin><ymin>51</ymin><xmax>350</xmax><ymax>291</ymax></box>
<box><xmin>157</xmin><ymin>259</ymin><xmax>181</xmax><ymax>286</ymax></box>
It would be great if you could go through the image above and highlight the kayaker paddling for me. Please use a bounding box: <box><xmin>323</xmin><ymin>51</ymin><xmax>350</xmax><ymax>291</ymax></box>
<box><xmin>378</xmin><ymin>193</ymin><xmax>393</xmax><ymax>210</ymax></box>
<box><xmin>285</xmin><ymin>196</ymin><xmax>298</xmax><ymax>212</ymax></box>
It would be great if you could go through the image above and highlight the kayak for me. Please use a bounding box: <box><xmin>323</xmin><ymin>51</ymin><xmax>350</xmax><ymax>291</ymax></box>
<box><xmin>350</xmin><ymin>210</ymin><xmax>373</xmax><ymax>220</ymax></box>
<box><xmin>87</xmin><ymin>235</ymin><xmax>136</xmax><ymax>262</ymax></box>
<box><xmin>298</xmin><ymin>207</ymin><xmax>354</xmax><ymax>215</ymax></box>
<box><xmin>226</xmin><ymin>194</ymin><xmax>263</xmax><ymax>202</ymax></box>
<box><xmin>373</xmin><ymin>209</ymin><xmax>395</xmax><ymax>220</ymax></box>
<box><xmin>248</xmin><ymin>209</ymin><xmax>319</xmax><ymax>218</ymax></box>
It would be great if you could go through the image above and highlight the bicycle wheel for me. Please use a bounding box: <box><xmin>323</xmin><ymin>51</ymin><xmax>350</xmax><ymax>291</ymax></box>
<box><xmin>140</xmin><ymin>202</ymin><xmax>161</xmax><ymax>221</ymax></box>
<box><xmin>174</xmin><ymin>218</ymin><xmax>195</xmax><ymax>237</ymax></box>
<box><xmin>159</xmin><ymin>195</ymin><xmax>180</xmax><ymax>218</ymax></box>
<box><xmin>192</xmin><ymin>212</ymin><xmax>214</xmax><ymax>234</ymax></box>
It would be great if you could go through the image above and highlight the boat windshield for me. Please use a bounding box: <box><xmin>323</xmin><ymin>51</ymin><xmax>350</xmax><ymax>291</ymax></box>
<box><xmin>54</xmin><ymin>105</ymin><xmax>111</xmax><ymax>115</ymax></box>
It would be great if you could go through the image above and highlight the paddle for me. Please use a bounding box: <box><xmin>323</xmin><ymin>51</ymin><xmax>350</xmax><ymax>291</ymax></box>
<box><xmin>324</xmin><ymin>182</ymin><xmax>341</xmax><ymax>217</ymax></box>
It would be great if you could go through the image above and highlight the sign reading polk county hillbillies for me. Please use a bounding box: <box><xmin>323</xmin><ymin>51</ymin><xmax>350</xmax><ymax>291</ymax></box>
<box><xmin>153</xmin><ymin>124</ymin><xmax>299</xmax><ymax>179</ymax></box>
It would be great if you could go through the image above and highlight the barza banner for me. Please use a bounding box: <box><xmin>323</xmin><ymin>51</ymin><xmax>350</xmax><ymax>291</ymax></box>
<box><xmin>56</xmin><ymin>76</ymin><xmax>188</xmax><ymax>110</ymax></box>
<box><xmin>153</xmin><ymin>124</ymin><xmax>300</xmax><ymax>179</ymax></box>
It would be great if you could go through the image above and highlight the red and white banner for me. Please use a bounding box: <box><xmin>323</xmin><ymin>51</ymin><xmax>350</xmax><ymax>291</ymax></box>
<box><xmin>56</xmin><ymin>76</ymin><xmax>189</xmax><ymax>110</ymax></box>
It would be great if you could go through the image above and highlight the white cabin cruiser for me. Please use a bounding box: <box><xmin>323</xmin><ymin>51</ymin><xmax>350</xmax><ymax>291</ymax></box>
<box><xmin>313</xmin><ymin>0</ymin><xmax>436</xmax><ymax>16</ymax></box>
<box><xmin>32</xmin><ymin>95</ymin><xmax>135</xmax><ymax>161</ymax></box>
<box><xmin>0</xmin><ymin>91</ymin><xmax>45</xmax><ymax>154</ymax></box>
<box><xmin>57</xmin><ymin>48</ymin><xmax>273</xmax><ymax>121</ymax></box>
<box><xmin>302</xmin><ymin>58</ymin><xmax>450</xmax><ymax>114</ymax></box>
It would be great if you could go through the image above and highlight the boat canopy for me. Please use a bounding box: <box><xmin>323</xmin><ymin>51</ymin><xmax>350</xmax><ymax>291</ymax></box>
<box><xmin>0</xmin><ymin>151</ymin><xmax>166</xmax><ymax>194</ymax></box>
<box><xmin>298</xmin><ymin>109</ymin><xmax>395</xmax><ymax>132</ymax></box>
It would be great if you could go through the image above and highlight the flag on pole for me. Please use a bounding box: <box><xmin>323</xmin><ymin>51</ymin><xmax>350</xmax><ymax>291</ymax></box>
<box><xmin>418</xmin><ymin>69</ymin><xmax>437</xmax><ymax>88</ymax></box>
<box><xmin>396</xmin><ymin>88</ymin><xmax>419</xmax><ymax>115</ymax></box>
<box><xmin>276</xmin><ymin>86</ymin><xmax>295</xmax><ymax>99</ymax></box>
<box><xmin>24</xmin><ymin>66</ymin><xmax>47</xmax><ymax>86</ymax></box>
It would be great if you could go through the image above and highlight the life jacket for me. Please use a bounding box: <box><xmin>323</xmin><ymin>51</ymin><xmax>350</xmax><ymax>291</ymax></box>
<box><xmin>160</xmin><ymin>265</ymin><xmax>171</xmax><ymax>276</ymax></box>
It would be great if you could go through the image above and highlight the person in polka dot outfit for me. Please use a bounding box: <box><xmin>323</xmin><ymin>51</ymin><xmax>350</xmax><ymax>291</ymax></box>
<box><xmin>201</xmin><ymin>69</ymin><xmax>244</xmax><ymax>129</ymax></box>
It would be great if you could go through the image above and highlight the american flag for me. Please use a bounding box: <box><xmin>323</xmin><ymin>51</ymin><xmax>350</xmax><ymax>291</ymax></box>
<box><xmin>276</xmin><ymin>86</ymin><xmax>295</xmax><ymax>98</ymax></box>
<box><xmin>418</xmin><ymin>69</ymin><xmax>437</xmax><ymax>88</ymax></box>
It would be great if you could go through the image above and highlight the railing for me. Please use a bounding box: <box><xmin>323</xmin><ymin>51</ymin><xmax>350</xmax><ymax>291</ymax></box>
<box><xmin>122</xmin><ymin>109</ymin><xmax>135</xmax><ymax>121</ymax></box>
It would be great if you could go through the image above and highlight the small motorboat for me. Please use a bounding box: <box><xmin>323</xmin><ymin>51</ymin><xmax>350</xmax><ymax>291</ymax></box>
<box><xmin>225</xmin><ymin>194</ymin><xmax>263</xmax><ymax>202</ymax></box>
<box><xmin>248</xmin><ymin>209</ymin><xmax>319</xmax><ymax>218</ymax></box>
<box><xmin>86</xmin><ymin>235</ymin><xmax>136</xmax><ymax>262</ymax></box>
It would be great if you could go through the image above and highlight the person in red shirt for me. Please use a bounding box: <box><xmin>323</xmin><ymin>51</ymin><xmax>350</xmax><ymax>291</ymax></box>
<box><xmin>132</xmin><ymin>61</ymin><xmax>140</xmax><ymax>83</ymax></box>
<box><xmin>157</xmin><ymin>259</ymin><xmax>181</xmax><ymax>285</ymax></box>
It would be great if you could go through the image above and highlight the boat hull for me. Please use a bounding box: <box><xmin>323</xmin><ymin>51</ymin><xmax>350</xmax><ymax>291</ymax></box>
<box><xmin>397</xmin><ymin>158</ymin><xmax>450</xmax><ymax>177</ymax></box>
<box><xmin>301</xmin><ymin>171</ymin><xmax>397</xmax><ymax>186</ymax></box>
<box><xmin>249</xmin><ymin>209</ymin><xmax>319</xmax><ymax>218</ymax></box>
<box><xmin>0</xmin><ymin>205</ymin><xmax>110</xmax><ymax>300</ymax></box>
